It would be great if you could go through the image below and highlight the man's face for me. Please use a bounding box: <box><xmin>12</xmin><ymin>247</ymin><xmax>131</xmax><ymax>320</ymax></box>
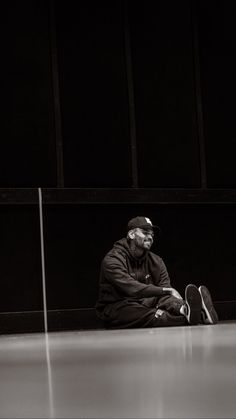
<box><xmin>133</xmin><ymin>228</ymin><xmax>154</xmax><ymax>251</ymax></box>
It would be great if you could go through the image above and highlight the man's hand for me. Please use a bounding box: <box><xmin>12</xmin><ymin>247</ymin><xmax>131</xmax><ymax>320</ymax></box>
<box><xmin>163</xmin><ymin>287</ymin><xmax>183</xmax><ymax>299</ymax></box>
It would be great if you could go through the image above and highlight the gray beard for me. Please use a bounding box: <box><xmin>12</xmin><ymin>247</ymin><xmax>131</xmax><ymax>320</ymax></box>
<box><xmin>129</xmin><ymin>240</ymin><xmax>146</xmax><ymax>258</ymax></box>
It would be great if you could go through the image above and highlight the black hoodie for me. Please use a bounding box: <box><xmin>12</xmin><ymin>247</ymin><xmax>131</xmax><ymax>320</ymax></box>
<box><xmin>96</xmin><ymin>238</ymin><xmax>172</xmax><ymax>319</ymax></box>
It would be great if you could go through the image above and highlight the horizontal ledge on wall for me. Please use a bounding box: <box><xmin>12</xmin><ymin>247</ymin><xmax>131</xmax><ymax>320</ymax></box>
<box><xmin>2</xmin><ymin>188</ymin><xmax>236</xmax><ymax>204</ymax></box>
<box><xmin>0</xmin><ymin>189</ymin><xmax>39</xmax><ymax>204</ymax></box>
<box><xmin>42</xmin><ymin>188</ymin><xmax>236</xmax><ymax>204</ymax></box>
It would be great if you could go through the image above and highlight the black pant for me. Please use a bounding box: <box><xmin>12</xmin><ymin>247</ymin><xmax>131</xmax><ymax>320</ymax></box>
<box><xmin>103</xmin><ymin>295</ymin><xmax>187</xmax><ymax>329</ymax></box>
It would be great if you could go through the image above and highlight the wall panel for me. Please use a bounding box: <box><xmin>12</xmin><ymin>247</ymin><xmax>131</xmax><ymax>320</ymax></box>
<box><xmin>56</xmin><ymin>1</ymin><xmax>131</xmax><ymax>187</ymax></box>
<box><xmin>0</xmin><ymin>205</ymin><xmax>43</xmax><ymax>313</ymax></box>
<box><xmin>129</xmin><ymin>1</ymin><xmax>201</xmax><ymax>187</ymax></box>
<box><xmin>197</xmin><ymin>1</ymin><xmax>236</xmax><ymax>187</ymax></box>
<box><xmin>0</xmin><ymin>1</ymin><xmax>56</xmax><ymax>187</ymax></box>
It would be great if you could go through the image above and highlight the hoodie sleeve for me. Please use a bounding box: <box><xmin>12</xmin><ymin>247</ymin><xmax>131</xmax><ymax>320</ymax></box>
<box><xmin>102</xmin><ymin>252</ymin><xmax>170</xmax><ymax>298</ymax></box>
<box><xmin>152</xmin><ymin>256</ymin><xmax>172</xmax><ymax>288</ymax></box>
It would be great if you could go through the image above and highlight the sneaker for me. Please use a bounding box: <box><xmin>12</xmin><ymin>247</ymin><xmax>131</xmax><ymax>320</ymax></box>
<box><xmin>199</xmin><ymin>285</ymin><xmax>218</xmax><ymax>324</ymax></box>
<box><xmin>185</xmin><ymin>284</ymin><xmax>202</xmax><ymax>325</ymax></box>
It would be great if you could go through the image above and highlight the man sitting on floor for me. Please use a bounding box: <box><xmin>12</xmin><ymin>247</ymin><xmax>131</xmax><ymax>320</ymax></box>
<box><xmin>96</xmin><ymin>216</ymin><xmax>218</xmax><ymax>328</ymax></box>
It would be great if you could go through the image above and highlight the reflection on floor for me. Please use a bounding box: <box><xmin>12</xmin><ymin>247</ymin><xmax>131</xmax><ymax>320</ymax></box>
<box><xmin>0</xmin><ymin>321</ymin><xmax>235</xmax><ymax>418</ymax></box>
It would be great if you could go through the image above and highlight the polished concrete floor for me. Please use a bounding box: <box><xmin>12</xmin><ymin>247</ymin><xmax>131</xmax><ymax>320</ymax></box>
<box><xmin>0</xmin><ymin>322</ymin><xmax>235</xmax><ymax>418</ymax></box>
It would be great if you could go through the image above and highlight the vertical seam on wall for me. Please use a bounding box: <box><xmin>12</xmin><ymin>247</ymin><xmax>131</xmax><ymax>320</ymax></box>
<box><xmin>191</xmin><ymin>1</ymin><xmax>207</xmax><ymax>189</ymax></box>
<box><xmin>123</xmin><ymin>2</ymin><xmax>139</xmax><ymax>188</ymax></box>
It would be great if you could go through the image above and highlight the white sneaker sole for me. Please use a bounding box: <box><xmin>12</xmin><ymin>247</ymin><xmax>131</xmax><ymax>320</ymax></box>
<box><xmin>199</xmin><ymin>285</ymin><xmax>218</xmax><ymax>324</ymax></box>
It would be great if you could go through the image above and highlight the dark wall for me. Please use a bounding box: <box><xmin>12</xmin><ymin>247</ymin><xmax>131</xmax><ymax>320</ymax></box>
<box><xmin>55</xmin><ymin>2</ymin><xmax>132</xmax><ymax>187</ymax></box>
<box><xmin>1</xmin><ymin>1</ymin><xmax>236</xmax><ymax>331</ymax></box>
<box><xmin>197</xmin><ymin>1</ymin><xmax>236</xmax><ymax>187</ymax></box>
<box><xmin>0</xmin><ymin>205</ymin><xmax>42</xmax><ymax>311</ymax></box>
<box><xmin>1</xmin><ymin>1</ymin><xmax>236</xmax><ymax>189</ymax></box>
<box><xmin>129</xmin><ymin>0</ymin><xmax>200</xmax><ymax>187</ymax></box>
<box><xmin>0</xmin><ymin>1</ymin><xmax>56</xmax><ymax>187</ymax></box>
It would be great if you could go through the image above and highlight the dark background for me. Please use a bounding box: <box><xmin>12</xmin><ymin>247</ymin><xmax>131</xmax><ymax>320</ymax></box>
<box><xmin>1</xmin><ymin>0</ymin><xmax>236</xmax><ymax>332</ymax></box>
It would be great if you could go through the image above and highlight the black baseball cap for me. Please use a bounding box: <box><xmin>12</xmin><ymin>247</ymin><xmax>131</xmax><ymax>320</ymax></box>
<box><xmin>127</xmin><ymin>216</ymin><xmax>160</xmax><ymax>232</ymax></box>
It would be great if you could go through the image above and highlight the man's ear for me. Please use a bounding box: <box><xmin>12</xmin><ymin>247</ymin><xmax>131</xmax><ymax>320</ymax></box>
<box><xmin>128</xmin><ymin>229</ymin><xmax>135</xmax><ymax>240</ymax></box>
